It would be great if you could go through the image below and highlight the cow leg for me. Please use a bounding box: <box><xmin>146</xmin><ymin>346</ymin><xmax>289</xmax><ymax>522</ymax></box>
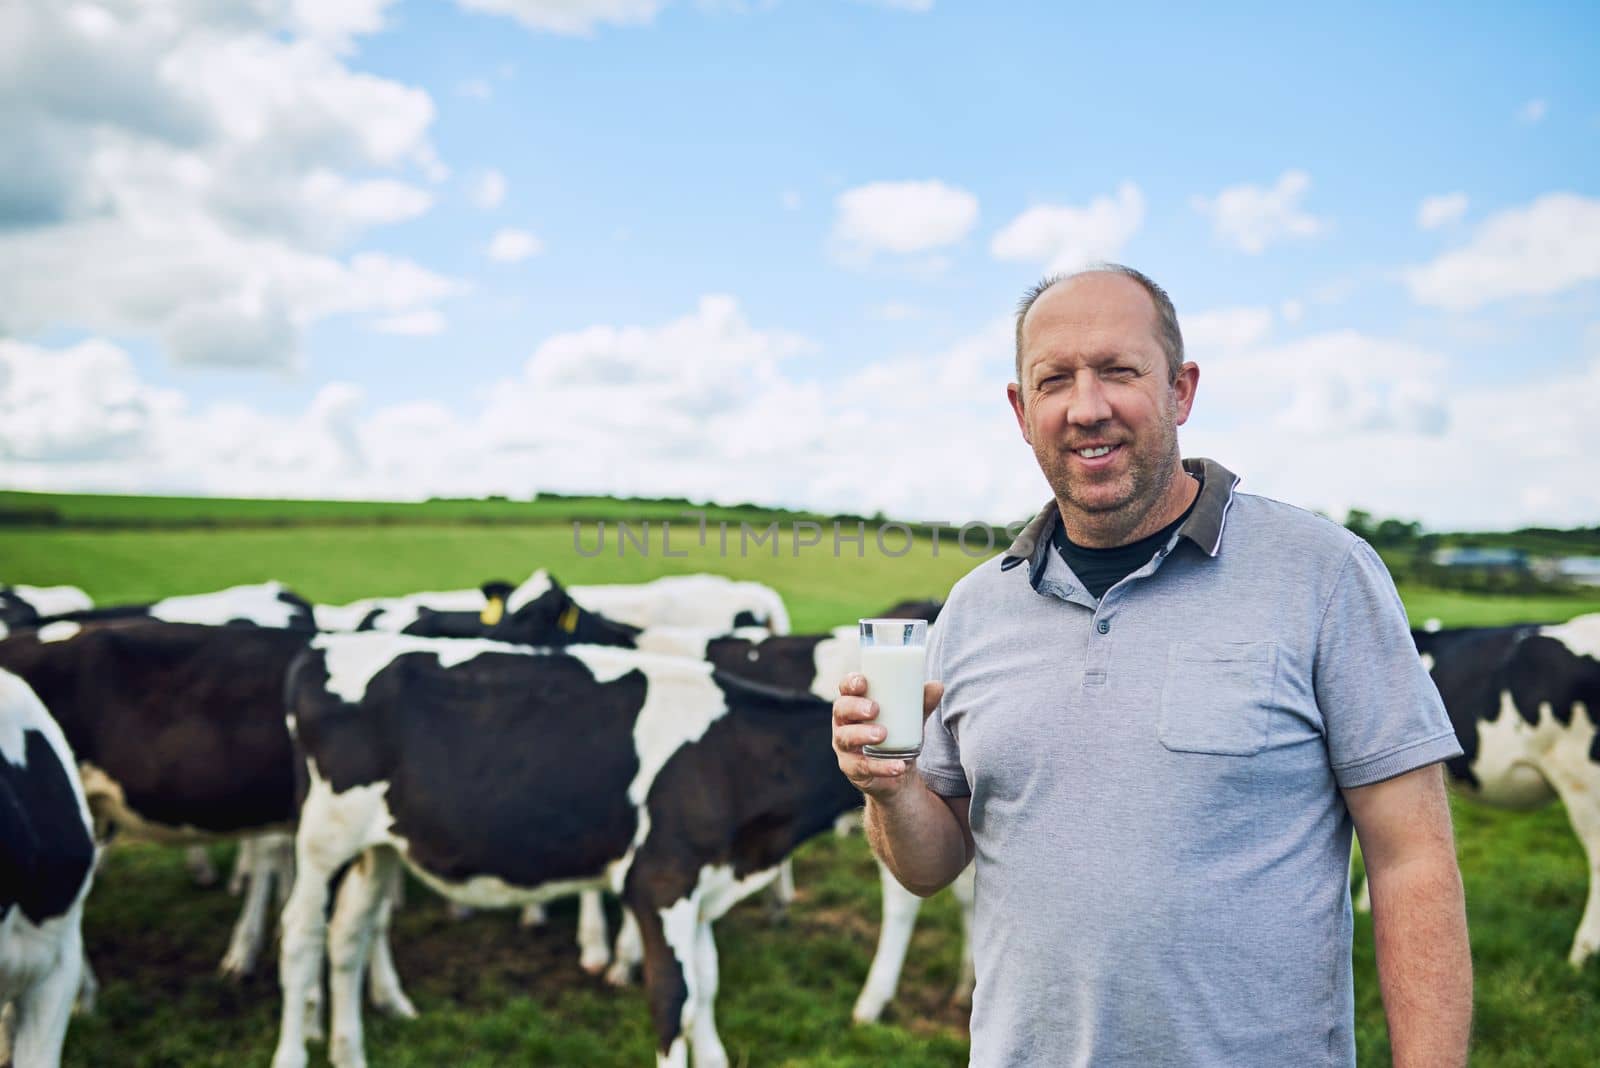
<box><xmin>578</xmin><ymin>891</ymin><xmax>611</xmax><ymax>974</ymax></box>
<box><xmin>221</xmin><ymin>832</ymin><xmax>291</xmax><ymax>977</ymax></box>
<box><xmin>1351</xmin><ymin>852</ymin><xmax>1372</xmax><ymax>914</ymax></box>
<box><xmin>949</xmin><ymin>863</ymin><xmax>976</xmax><ymax>1010</ymax></box>
<box><xmin>73</xmin><ymin>951</ymin><xmax>98</xmax><ymax>1016</ymax></box>
<box><xmin>688</xmin><ymin>917</ymin><xmax>728</xmax><ymax>1068</ymax></box>
<box><xmin>186</xmin><ymin>844</ymin><xmax>219</xmax><ymax>888</ymax></box>
<box><xmin>1541</xmin><ymin>747</ymin><xmax>1600</xmax><ymax>968</ymax></box>
<box><xmin>852</xmin><ymin>860</ymin><xmax>923</xmax><ymax>1024</ymax></box>
<box><xmin>229</xmin><ymin>836</ymin><xmax>255</xmax><ymax>895</ymax></box>
<box><xmin>628</xmin><ymin>897</ymin><xmax>695</xmax><ymax>1068</ymax></box>
<box><xmin>766</xmin><ymin>859</ymin><xmax>796</xmax><ymax>916</ymax></box>
<box><xmin>365</xmin><ymin>856</ymin><xmax>416</xmax><ymax>1019</ymax></box>
<box><xmin>273</xmin><ymin>831</ymin><xmax>353</xmax><ymax>1068</ymax></box>
<box><xmin>327</xmin><ymin>848</ymin><xmax>398</xmax><ymax>1068</ymax></box>
<box><xmin>10</xmin><ymin>924</ymin><xmax>83</xmax><ymax>1068</ymax></box>
<box><xmin>606</xmin><ymin>908</ymin><xmax>644</xmax><ymax>987</ymax></box>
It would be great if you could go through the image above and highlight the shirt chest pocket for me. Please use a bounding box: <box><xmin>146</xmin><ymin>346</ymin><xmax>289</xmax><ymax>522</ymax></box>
<box><xmin>1159</xmin><ymin>640</ymin><xmax>1279</xmax><ymax>756</ymax></box>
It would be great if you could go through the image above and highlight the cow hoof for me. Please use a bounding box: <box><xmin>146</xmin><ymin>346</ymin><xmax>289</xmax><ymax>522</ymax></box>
<box><xmin>519</xmin><ymin>903</ymin><xmax>546</xmax><ymax>928</ymax></box>
<box><xmin>372</xmin><ymin>989</ymin><xmax>418</xmax><ymax>1020</ymax></box>
<box><xmin>270</xmin><ymin>1049</ymin><xmax>309</xmax><ymax>1068</ymax></box>
<box><xmin>850</xmin><ymin>997</ymin><xmax>886</xmax><ymax>1026</ymax></box>
<box><xmin>604</xmin><ymin>961</ymin><xmax>635</xmax><ymax>987</ymax></box>
<box><xmin>329</xmin><ymin>1036</ymin><xmax>368</xmax><ymax>1068</ymax></box>
<box><xmin>218</xmin><ymin>952</ymin><xmax>254</xmax><ymax>980</ymax></box>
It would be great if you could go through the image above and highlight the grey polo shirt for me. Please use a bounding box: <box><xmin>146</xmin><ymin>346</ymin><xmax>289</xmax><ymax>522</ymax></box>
<box><xmin>918</xmin><ymin>457</ymin><xmax>1460</xmax><ymax>1068</ymax></box>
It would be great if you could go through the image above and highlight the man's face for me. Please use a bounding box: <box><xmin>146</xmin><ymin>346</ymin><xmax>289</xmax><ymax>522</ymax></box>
<box><xmin>1007</xmin><ymin>274</ymin><xmax>1198</xmax><ymax>528</ymax></box>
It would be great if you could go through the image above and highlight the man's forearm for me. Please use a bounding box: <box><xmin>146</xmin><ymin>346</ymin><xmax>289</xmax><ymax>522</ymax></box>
<box><xmin>1369</xmin><ymin>851</ymin><xmax>1472</xmax><ymax>1067</ymax></box>
<box><xmin>864</xmin><ymin>772</ymin><xmax>971</xmax><ymax>897</ymax></box>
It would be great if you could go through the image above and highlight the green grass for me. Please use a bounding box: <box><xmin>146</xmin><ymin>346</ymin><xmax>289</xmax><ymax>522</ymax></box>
<box><xmin>0</xmin><ymin>489</ymin><xmax>892</xmax><ymax>529</ymax></box>
<box><xmin>8</xmin><ymin>514</ymin><xmax>1598</xmax><ymax>1066</ymax></box>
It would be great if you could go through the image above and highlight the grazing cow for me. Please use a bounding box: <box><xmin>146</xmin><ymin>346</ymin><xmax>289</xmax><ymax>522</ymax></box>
<box><xmin>1352</xmin><ymin>615</ymin><xmax>1600</xmax><ymax>967</ymax></box>
<box><xmin>491</xmin><ymin>599</ymin><xmax>971</xmax><ymax>1022</ymax></box>
<box><xmin>0</xmin><ymin>586</ymin><xmax>93</xmax><ymax>641</ymax></box>
<box><xmin>272</xmin><ymin>635</ymin><xmax>860</xmax><ymax>1068</ymax></box>
<box><xmin>0</xmin><ymin>669</ymin><xmax>96</xmax><ymax>1068</ymax></box>
<box><xmin>564</xmin><ymin>574</ymin><xmax>792</xmax><ymax>635</ymax></box>
<box><xmin>310</xmin><ymin>582</ymin><xmax>515</xmax><ymax>635</ymax></box>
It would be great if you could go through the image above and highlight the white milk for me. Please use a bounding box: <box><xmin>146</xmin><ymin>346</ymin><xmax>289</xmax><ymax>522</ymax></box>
<box><xmin>860</xmin><ymin>643</ymin><xmax>927</xmax><ymax>754</ymax></box>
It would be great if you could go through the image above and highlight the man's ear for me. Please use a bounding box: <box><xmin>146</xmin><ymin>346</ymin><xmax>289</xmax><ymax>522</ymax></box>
<box><xmin>1007</xmin><ymin>382</ymin><xmax>1032</xmax><ymax>445</ymax></box>
<box><xmin>1172</xmin><ymin>362</ymin><xmax>1199</xmax><ymax>426</ymax></box>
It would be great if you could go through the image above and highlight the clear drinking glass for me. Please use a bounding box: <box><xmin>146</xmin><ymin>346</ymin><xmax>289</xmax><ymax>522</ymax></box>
<box><xmin>858</xmin><ymin>618</ymin><xmax>929</xmax><ymax>759</ymax></box>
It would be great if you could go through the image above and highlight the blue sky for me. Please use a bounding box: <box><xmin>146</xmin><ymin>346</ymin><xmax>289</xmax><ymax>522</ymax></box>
<box><xmin>2</xmin><ymin>0</ymin><xmax>1597</xmax><ymax>529</ymax></box>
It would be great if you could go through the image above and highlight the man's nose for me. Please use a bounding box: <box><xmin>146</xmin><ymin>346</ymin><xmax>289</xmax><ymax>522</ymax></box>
<box><xmin>1068</xmin><ymin>371</ymin><xmax>1113</xmax><ymax>426</ymax></box>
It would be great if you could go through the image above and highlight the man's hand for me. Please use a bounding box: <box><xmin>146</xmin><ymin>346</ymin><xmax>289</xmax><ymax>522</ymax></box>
<box><xmin>832</xmin><ymin>675</ymin><xmax>944</xmax><ymax>797</ymax></box>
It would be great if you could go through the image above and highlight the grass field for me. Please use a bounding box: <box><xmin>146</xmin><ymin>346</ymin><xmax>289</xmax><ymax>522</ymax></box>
<box><xmin>5</xmin><ymin>509</ymin><xmax>1600</xmax><ymax>1066</ymax></box>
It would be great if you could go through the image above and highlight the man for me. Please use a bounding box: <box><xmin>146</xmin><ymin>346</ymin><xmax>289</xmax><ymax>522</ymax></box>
<box><xmin>832</xmin><ymin>266</ymin><xmax>1472</xmax><ymax>1066</ymax></box>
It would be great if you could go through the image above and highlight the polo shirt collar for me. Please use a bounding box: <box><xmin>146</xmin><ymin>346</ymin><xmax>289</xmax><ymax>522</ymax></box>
<box><xmin>999</xmin><ymin>457</ymin><xmax>1241</xmax><ymax>582</ymax></box>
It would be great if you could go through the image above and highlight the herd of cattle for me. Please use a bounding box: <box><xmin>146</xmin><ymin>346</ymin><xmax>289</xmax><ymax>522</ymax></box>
<box><xmin>0</xmin><ymin>573</ymin><xmax>1597</xmax><ymax>1067</ymax></box>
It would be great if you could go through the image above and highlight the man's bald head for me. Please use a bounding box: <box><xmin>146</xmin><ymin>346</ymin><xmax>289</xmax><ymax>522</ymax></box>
<box><xmin>1013</xmin><ymin>264</ymin><xmax>1185</xmax><ymax>387</ymax></box>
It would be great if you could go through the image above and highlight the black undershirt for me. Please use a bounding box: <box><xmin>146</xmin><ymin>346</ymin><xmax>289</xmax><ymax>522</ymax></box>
<box><xmin>1050</xmin><ymin>477</ymin><xmax>1201</xmax><ymax>600</ymax></box>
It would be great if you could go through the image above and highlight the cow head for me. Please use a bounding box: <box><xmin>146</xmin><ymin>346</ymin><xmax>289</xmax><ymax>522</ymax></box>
<box><xmin>488</xmin><ymin>571</ymin><xmax>640</xmax><ymax>648</ymax></box>
<box><xmin>478</xmin><ymin>581</ymin><xmax>516</xmax><ymax>626</ymax></box>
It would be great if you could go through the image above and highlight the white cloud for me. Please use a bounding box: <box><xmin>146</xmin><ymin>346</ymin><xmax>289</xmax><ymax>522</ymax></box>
<box><xmin>10</xmin><ymin>313</ymin><xmax>1600</xmax><ymax>530</ymax></box>
<box><xmin>831</xmin><ymin>180</ymin><xmax>979</xmax><ymax>260</ymax></box>
<box><xmin>372</xmin><ymin>309</ymin><xmax>447</xmax><ymax>336</ymax></box>
<box><xmin>1519</xmin><ymin>99</ymin><xmax>1548</xmax><ymax>124</ymax></box>
<box><xmin>1279</xmin><ymin>299</ymin><xmax>1304</xmax><ymax>324</ymax></box>
<box><xmin>1417</xmin><ymin>192</ymin><xmax>1469</xmax><ymax>230</ymax></box>
<box><xmin>487</xmin><ymin>228</ymin><xmax>544</xmax><ymax>262</ymax></box>
<box><xmin>1186</xmin><ymin>336</ymin><xmax>1600</xmax><ymax>529</ymax></box>
<box><xmin>474</xmin><ymin>169</ymin><xmax>508</xmax><ymax>209</ymax></box>
<box><xmin>1191</xmin><ymin>170</ymin><xmax>1327</xmax><ymax>254</ymax></box>
<box><xmin>0</xmin><ymin>338</ymin><xmax>181</xmax><ymax>463</ymax></box>
<box><xmin>1183</xmin><ymin>307</ymin><xmax>1273</xmax><ymax>355</ymax></box>
<box><xmin>989</xmin><ymin>183</ymin><xmax>1145</xmax><ymax>273</ymax></box>
<box><xmin>0</xmin><ymin>0</ymin><xmax>457</xmax><ymax>369</ymax></box>
<box><xmin>454</xmin><ymin>0</ymin><xmax>664</xmax><ymax>35</ymax></box>
<box><xmin>856</xmin><ymin>0</ymin><xmax>935</xmax><ymax>10</ymax></box>
<box><xmin>1403</xmin><ymin>192</ymin><xmax>1600</xmax><ymax>310</ymax></box>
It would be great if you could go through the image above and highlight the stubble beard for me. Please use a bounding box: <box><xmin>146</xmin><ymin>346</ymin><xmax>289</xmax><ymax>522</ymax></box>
<box><xmin>1040</xmin><ymin>410</ymin><xmax>1182</xmax><ymax>546</ymax></box>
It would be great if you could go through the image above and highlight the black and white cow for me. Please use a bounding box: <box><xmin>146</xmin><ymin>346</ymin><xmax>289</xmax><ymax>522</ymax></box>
<box><xmin>566</xmin><ymin>574</ymin><xmax>792</xmax><ymax>635</ymax></box>
<box><xmin>486</xmin><ymin>598</ymin><xmax>970</xmax><ymax>1023</ymax></box>
<box><xmin>1354</xmin><ymin>614</ymin><xmax>1600</xmax><ymax>967</ymax></box>
<box><xmin>271</xmin><ymin>635</ymin><xmax>861</xmax><ymax>1068</ymax></box>
<box><xmin>0</xmin><ymin>572</ymin><xmax>631</xmax><ymax>989</ymax></box>
<box><xmin>23</xmin><ymin>582</ymin><xmax>315</xmax><ymax>635</ymax></box>
<box><xmin>0</xmin><ymin>586</ymin><xmax>94</xmax><ymax>640</ymax></box>
<box><xmin>0</xmin><ymin>669</ymin><xmax>96</xmax><ymax>1068</ymax></box>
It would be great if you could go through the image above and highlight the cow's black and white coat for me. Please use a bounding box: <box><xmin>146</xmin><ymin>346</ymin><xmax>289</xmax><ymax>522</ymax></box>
<box><xmin>0</xmin><ymin>669</ymin><xmax>96</xmax><ymax>1068</ymax></box>
<box><xmin>0</xmin><ymin>620</ymin><xmax>341</xmax><ymax>986</ymax></box>
<box><xmin>271</xmin><ymin>634</ymin><xmax>860</xmax><ymax>1068</ymax></box>
<box><xmin>17</xmin><ymin>582</ymin><xmax>315</xmax><ymax>636</ymax></box>
<box><xmin>1354</xmin><ymin>614</ymin><xmax>1600</xmax><ymax>967</ymax></box>
<box><xmin>0</xmin><ymin>586</ymin><xmax>93</xmax><ymax>641</ymax></box>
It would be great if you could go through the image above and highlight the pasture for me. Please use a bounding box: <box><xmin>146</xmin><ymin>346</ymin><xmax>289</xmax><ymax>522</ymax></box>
<box><xmin>5</xmin><ymin>505</ymin><xmax>1600</xmax><ymax>1066</ymax></box>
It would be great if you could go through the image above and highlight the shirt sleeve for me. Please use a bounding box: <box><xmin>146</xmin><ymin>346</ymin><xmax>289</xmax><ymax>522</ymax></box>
<box><xmin>916</xmin><ymin>617</ymin><xmax>971</xmax><ymax>797</ymax></box>
<box><xmin>1315</xmin><ymin>539</ymin><xmax>1463</xmax><ymax>788</ymax></box>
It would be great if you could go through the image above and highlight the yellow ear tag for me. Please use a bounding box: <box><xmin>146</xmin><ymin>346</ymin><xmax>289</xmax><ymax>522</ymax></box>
<box><xmin>559</xmin><ymin>603</ymin><xmax>580</xmax><ymax>634</ymax></box>
<box><xmin>480</xmin><ymin>598</ymin><xmax>504</xmax><ymax>626</ymax></box>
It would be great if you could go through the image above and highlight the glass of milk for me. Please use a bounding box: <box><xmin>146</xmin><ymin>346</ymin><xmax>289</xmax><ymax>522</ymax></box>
<box><xmin>858</xmin><ymin>618</ymin><xmax>929</xmax><ymax>759</ymax></box>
